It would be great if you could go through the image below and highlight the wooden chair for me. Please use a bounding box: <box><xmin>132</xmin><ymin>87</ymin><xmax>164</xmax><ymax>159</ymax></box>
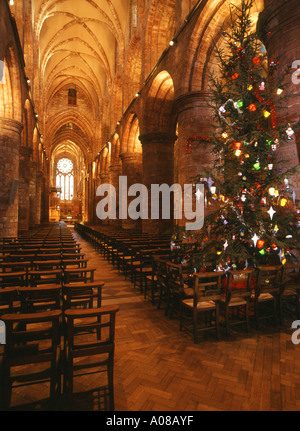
<box><xmin>0</xmin><ymin>287</ymin><xmax>19</xmax><ymax>317</ymax></box>
<box><xmin>63</xmin><ymin>305</ymin><xmax>119</xmax><ymax>411</ymax></box>
<box><xmin>0</xmin><ymin>271</ymin><xmax>27</xmax><ymax>288</ymax></box>
<box><xmin>144</xmin><ymin>256</ymin><xmax>168</xmax><ymax>306</ymax></box>
<box><xmin>61</xmin><ymin>259</ymin><xmax>88</xmax><ymax>270</ymax></box>
<box><xmin>180</xmin><ymin>271</ymin><xmax>225</xmax><ymax>343</ymax></box>
<box><xmin>133</xmin><ymin>249</ymin><xmax>157</xmax><ymax>293</ymax></box>
<box><xmin>1</xmin><ymin>310</ymin><xmax>62</xmax><ymax>410</ymax></box>
<box><xmin>165</xmin><ymin>262</ymin><xmax>194</xmax><ymax>319</ymax></box>
<box><xmin>63</xmin><ymin>268</ymin><xmax>96</xmax><ymax>284</ymax></box>
<box><xmin>1</xmin><ymin>261</ymin><xmax>31</xmax><ymax>274</ymax></box>
<box><xmin>19</xmin><ymin>285</ymin><xmax>61</xmax><ymax>313</ymax></box>
<box><xmin>62</xmin><ymin>281</ymin><xmax>104</xmax><ymax>310</ymax></box>
<box><xmin>32</xmin><ymin>260</ymin><xmax>62</xmax><ymax>271</ymax></box>
<box><xmin>279</xmin><ymin>263</ymin><xmax>300</xmax><ymax>323</ymax></box>
<box><xmin>28</xmin><ymin>270</ymin><xmax>62</xmax><ymax>287</ymax></box>
<box><xmin>220</xmin><ymin>269</ymin><xmax>255</xmax><ymax>336</ymax></box>
<box><xmin>251</xmin><ymin>265</ymin><xmax>282</xmax><ymax>329</ymax></box>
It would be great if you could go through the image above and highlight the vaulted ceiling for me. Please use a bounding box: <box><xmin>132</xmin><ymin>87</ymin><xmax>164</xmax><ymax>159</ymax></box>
<box><xmin>32</xmin><ymin>0</ymin><xmax>130</xmax><ymax>113</ymax></box>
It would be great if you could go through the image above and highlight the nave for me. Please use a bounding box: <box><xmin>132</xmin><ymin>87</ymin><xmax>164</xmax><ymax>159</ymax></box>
<box><xmin>1</xmin><ymin>225</ymin><xmax>300</xmax><ymax>412</ymax></box>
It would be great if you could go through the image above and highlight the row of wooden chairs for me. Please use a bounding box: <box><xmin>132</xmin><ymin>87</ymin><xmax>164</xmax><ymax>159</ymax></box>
<box><xmin>75</xmin><ymin>224</ymin><xmax>300</xmax><ymax>345</ymax></box>
<box><xmin>149</xmin><ymin>260</ymin><xmax>300</xmax><ymax>343</ymax></box>
<box><xmin>0</xmin><ymin>222</ymin><xmax>119</xmax><ymax>411</ymax></box>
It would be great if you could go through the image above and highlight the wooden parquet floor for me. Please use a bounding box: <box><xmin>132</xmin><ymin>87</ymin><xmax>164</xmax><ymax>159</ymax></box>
<box><xmin>1</xmin><ymin>227</ymin><xmax>300</xmax><ymax>412</ymax></box>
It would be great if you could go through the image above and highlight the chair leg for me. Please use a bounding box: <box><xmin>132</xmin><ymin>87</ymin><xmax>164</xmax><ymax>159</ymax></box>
<box><xmin>215</xmin><ymin>306</ymin><xmax>220</xmax><ymax>340</ymax></box>
<box><xmin>245</xmin><ymin>302</ymin><xmax>249</xmax><ymax>333</ymax></box>
<box><xmin>1</xmin><ymin>365</ymin><xmax>11</xmax><ymax>410</ymax></box>
<box><xmin>225</xmin><ymin>306</ymin><xmax>230</xmax><ymax>336</ymax></box>
<box><xmin>193</xmin><ymin>310</ymin><xmax>198</xmax><ymax>344</ymax></box>
<box><xmin>107</xmin><ymin>358</ymin><xmax>114</xmax><ymax>411</ymax></box>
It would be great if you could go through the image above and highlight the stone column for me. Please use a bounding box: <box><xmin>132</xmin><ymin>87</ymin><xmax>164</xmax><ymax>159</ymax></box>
<box><xmin>119</xmin><ymin>152</ymin><xmax>142</xmax><ymax>231</ymax></box>
<box><xmin>18</xmin><ymin>146</ymin><xmax>32</xmax><ymax>233</ymax></box>
<box><xmin>257</xmin><ymin>0</ymin><xmax>300</xmax><ymax>197</ymax></box>
<box><xmin>29</xmin><ymin>161</ymin><xmax>37</xmax><ymax>229</ymax></box>
<box><xmin>174</xmin><ymin>91</ymin><xmax>214</xmax><ymax>228</ymax></box>
<box><xmin>0</xmin><ymin>118</ymin><xmax>22</xmax><ymax>239</ymax></box>
<box><xmin>139</xmin><ymin>132</ymin><xmax>177</xmax><ymax>234</ymax></box>
<box><xmin>35</xmin><ymin>171</ymin><xmax>43</xmax><ymax>226</ymax></box>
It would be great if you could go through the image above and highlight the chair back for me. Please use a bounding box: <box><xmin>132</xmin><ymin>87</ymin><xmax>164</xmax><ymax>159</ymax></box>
<box><xmin>19</xmin><ymin>286</ymin><xmax>61</xmax><ymax>313</ymax></box>
<box><xmin>64</xmin><ymin>305</ymin><xmax>119</xmax><ymax>354</ymax></box>
<box><xmin>166</xmin><ymin>262</ymin><xmax>186</xmax><ymax>296</ymax></box>
<box><xmin>255</xmin><ymin>265</ymin><xmax>282</xmax><ymax>298</ymax></box>
<box><xmin>280</xmin><ymin>263</ymin><xmax>300</xmax><ymax>292</ymax></box>
<box><xmin>2</xmin><ymin>310</ymin><xmax>62</xmax><ymax>363</ymax></box>
<box><xmin>226</xmin><ymin>269</ymin><xmax>255</xmax><ymax>301</ymax></box>
<box><xmin>194</xmin><ymin>271</ymin><xmax>225</xmax><ymax>303</ymax></box>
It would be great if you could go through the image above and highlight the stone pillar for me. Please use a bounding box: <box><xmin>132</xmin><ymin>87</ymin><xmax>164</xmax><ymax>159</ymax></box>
<box><xmin>29</xmin><ymin>161</ymin><xmax>37</xmax><ymax>229</ymax></box>
<box><xmin>119</xmin><ymin>152</ymin><xmax>142</xmax><ymax>231</ymax></box>
<box><xmin>257</xmin><ymin>0</ymin><xmax>300</xmax><ymax>197</ymax></box>
<box><xmin>109</xmin><ymin>163</ymin><xmax>122</xmax><ymax>228</ymax></box>
<box><xmin>139</xmin><ymin>132</ymin><xmax>176</xmax><ymax>234</ymax></box>
<box><xmin>35</xmin><ymin>171</ymin><xmax>43</xmax><ymax>226</ymax></box>
<box><xmin>18</xmin><ymin>146</ymin><xmax>32</xmax><ymax>233</ymax></box>
<box><xmin>174</xmin><ymin>91</ymin><xmax>214</xmax><ymax>227</ymax></box>
<box><xmin>0</xmin><ymin>118</ymin><xmax>22</xmax><ymax>239</ymax></box>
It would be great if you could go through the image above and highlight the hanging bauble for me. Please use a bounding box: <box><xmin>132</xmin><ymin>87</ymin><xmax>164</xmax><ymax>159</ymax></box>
<box><xmin>232</xmin><ymin>72</ymin><xmax>239</xmax><ymax>80</ymax></box>
<box><xmin>252</xmin><ymin>57</ymin><xmax>261</xmax><ymax>65</ymax></box>
<box><xmin>248</xmin><ymin>103</ymin><xmax>257</xmax><ymax>112</ymax></box>
<box><xmin>259</xmin><ymin>81</ymin><xmax>266</xmax><ymax>91</ymax></box>
<box><xmin>253</xmin><ymin>161</ymin><xmax>260</xmax><ymax>170</ymax></box>
<box><xmin>280</xmin><ymin>197</ymin><xmax>288</xmax><ymax>207</ymax></box>
<box><xmin>286</xmin><ymin>126</ymin><xmax>294</xmax><ymax>140</ymax></box>
<box><xmin>257</xmin><ymin>240</ymin><xmax>266</xmax><ymax>250</ymax></box>
<box><xmin>234</xmin><ymin>141</ymin><xmax>242</xmax><ymax>150</ymax></box>
<box><xmin>276</xmin><ymin>88</ymin><xmax>283</xmax><ymax>95</ymax></box>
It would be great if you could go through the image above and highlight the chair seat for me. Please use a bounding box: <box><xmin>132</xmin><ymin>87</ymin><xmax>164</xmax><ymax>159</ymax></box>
<box><xmin>182</xmin><ymin>298</ymin><xmax>216</xmax><ymax>310</ymax></box>
<box><xmin>221</xmin><ymin>295</ymin><xmax>247</xmax><ymax>306</ymax></box>
<box><xmin>251</xmin><ymin>292</ymin><xmax>274</xmax><ymax>301</ymax></box>
<box><xmin>281</xmin><ymin>288</ymin><xmax>298</xmax><ymax>297</ymax></box>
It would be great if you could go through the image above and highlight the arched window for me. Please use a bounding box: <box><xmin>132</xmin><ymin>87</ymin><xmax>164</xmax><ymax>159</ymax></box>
<box><xmin>56</xmin><ymin>158</ymin><xmax>74</xmax><ymax>201</ymax></box>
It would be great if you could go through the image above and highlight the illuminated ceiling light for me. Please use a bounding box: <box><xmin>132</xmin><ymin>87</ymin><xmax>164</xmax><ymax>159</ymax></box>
<box><xmin>169</xmin><ymin>40</ymin><xmax>174</xmax><ymax>46</ymax></box>
<box><xmin>9</xmin><ymin>0</ymin><xmax>14</xmax><ymax>5</ymax></box>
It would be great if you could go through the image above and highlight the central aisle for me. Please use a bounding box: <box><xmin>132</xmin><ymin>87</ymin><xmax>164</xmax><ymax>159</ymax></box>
<box><xmin>72</xmin><ymin>228</ymin><xmax>300</xmax><ymax>412</ymax></box>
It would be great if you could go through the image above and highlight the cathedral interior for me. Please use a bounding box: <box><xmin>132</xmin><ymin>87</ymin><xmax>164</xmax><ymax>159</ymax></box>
<box><xmin>0</xmin><ymin>0</ymin><xmax>300</xmax><ymax>413</ymax></box>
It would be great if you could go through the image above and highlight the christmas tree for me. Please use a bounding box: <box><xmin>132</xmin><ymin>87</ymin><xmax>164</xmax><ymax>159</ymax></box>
<box><xmin>185</xmin><ymin>0</ymin><xmax>300</xmax><ymax>272</ymax></box>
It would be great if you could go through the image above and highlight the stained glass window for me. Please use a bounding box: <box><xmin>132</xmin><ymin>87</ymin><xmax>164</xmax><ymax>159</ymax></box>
<box><xmin>56</xmin><ymin>158</ymin><xmax>74</xmax><ymax>201</ymax></box>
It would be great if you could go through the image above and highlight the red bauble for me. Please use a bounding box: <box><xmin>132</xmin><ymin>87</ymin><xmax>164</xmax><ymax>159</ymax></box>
<box><xmin>248</xmin><ymin>103</ymin><xmax>257</xmax><ymax>112</ymax></box>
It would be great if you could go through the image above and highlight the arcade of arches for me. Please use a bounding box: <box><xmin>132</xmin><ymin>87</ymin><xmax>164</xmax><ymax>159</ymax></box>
<box><xmin>0</xmin><ymin>0</ymin><xmax>299</xmax><ymax>239</ymax></box>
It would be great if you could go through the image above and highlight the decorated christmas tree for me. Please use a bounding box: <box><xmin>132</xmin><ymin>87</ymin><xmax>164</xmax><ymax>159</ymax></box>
<box><xmin>186</xmin><ymin>0</ymin><xmax>300</xmax><ymax>272</ymax></box>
